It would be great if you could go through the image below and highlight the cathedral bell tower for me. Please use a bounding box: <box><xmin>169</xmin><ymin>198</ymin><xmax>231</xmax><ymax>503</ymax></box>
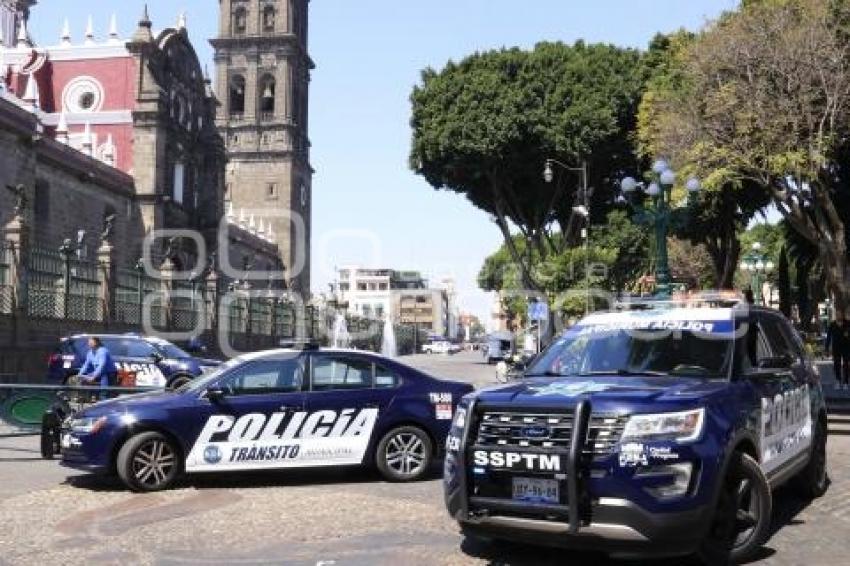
<box><xmin>0</xmin><ymin>1</ymin><xmax>35</xmax><ymax>47</ymax></box>
<box><xmin>211</xmin><ymin>0</ymin><xmax>313</xmax><ymax>293</ymax></box>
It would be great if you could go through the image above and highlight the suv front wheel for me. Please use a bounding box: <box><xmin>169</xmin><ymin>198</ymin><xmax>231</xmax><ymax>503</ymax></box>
<box><xmin>699</xmin><ymin>451</ymin><xmax>772</xmax><ymax>564</ymax></box>
<box><xmin>166</xmin><ymin>374</ymin><xmax>194</xmax><ymax>390</ymax></box>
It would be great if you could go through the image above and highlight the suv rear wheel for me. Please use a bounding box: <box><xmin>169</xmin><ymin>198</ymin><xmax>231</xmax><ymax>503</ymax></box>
<box><xmin>699</xmin><ymin>452</ymin><xmax>772</xmax><ymax>564</ymax></box>
<box><xmin>376</xmin><ymin>426</ymin><xmax>433</xmax><ymax>482</ymax></box>
<box><xmin>117</xmin><ymin>431</ymin><xmax>181</xmax><ymax>492</ymax></box>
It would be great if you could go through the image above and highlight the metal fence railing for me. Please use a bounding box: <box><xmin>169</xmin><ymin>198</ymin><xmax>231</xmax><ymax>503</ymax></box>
<box><xmin>25</xmin><ymin>246</ymin><xmax>103</xmax><ymax>321</ymax></box>
<box><xmin>2</xmin><ymin>242</ymin><xmax>389</xmax><ymax>347</ymax></box>
<box><xmin>0</xmin><ymin>383</ymin><xmax>162</xmax><ymax>436</ymax></box>
<box><xmin>0</xmin><ymin>242</ymin><xmax>12</xmax><ymax>314</ymax></box>
<box><xmin>27</xmin><ymin>246</ymin><xmax>63</xmax><ymax>318</ymax></box>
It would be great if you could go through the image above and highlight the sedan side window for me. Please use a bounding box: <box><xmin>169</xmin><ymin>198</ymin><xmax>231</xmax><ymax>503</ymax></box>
<box><xmin>218</xmin><ymin>359</ymin><xmax>304</xmax><ymax>395</ymax></box>
<box><xmin>311</xmin><ymin>357</ymin><xmax>373</xmax><ymax>391</ymax></box>
<box><xmin>375</xmin><ymin>364</ymin><xmax>401</xmax><ymax>388</ymax></box>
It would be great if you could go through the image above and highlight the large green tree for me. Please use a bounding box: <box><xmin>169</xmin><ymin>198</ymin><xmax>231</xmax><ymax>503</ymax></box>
<box><xmin>646</xmin><ymin>0</ymin><xmax>850</xmax><ymax>309</ymax></box>
<box><xmin>478</xmin><ymin>210</ymin><xmax>650</xmax><ymax>319</ymax></box>
<box><xmin>410</xmin><ymin>41</ymin><xmax>646</xmax><ymax>290</ymax></box>
<box><xmin>638</xmin><ymin>32</ymin><xmax>769</xmax><ymax>288</ymax></box>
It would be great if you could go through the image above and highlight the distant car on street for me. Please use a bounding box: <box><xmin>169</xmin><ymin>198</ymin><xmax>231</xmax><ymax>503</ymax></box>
<box><xmin>48</xmin><ymin>334</ymin><xmax>221</xmax><ymax>390</ymax></box>
<box><xmin>483</xmin><ymin>332</ymin><xmax>515</xmax><ymax>364</ymax></box>
<box><xmin>59</xmin><ymin>345</ymin><xmax>474</xmax><ymax>491</ymax></box>
<box><xmin>423</xmin><ymin>341</ymin><xmax>461</xmax><ymax>355</ymax></box>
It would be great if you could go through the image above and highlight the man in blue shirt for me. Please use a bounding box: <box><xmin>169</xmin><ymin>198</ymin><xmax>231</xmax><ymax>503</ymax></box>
<box><xmin>78</xmin><ymin>337</ymin><xmax>118</xmax><ymax>388</ymax></box>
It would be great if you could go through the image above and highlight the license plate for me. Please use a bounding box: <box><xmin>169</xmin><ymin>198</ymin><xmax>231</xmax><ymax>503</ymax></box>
<box><xmin>61</xmin><ymin>434</ymin><xmax>71</xmax><ymax>449</ymax></box>
<box><xmin>512</xmin><ymin>477</ymin><xmax>559</xmax><ymax>504</ymax></box>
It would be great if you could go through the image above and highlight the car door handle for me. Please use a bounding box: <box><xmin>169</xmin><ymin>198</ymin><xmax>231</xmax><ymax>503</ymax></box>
<box><xmin>280</xmin><ymin>405</ymin><xmax>300</xmax><ymax>412</ymax></box>
<box><xmin>364</xmin><ymin>403</ymin><xmax>380</xmax><ymax>409</ymax></box>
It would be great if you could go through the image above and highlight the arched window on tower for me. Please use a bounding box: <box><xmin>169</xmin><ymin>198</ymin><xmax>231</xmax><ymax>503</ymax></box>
<box><xmin>263</xmin><ymin>5</ymin><xmax>276</xmax><ymax>32</ymax></box>
<box><xmin>229</xmin><ymin>75</ymin><xmax>245</xmax><ymax>117</ymax></box>
<box><xmin>260</xmin><ymin>75</ymin><xmax>275</xmax><ymax>118</ymax></box>
<box><xmin>233</xmin><ymin>7</ymin><xmax>247</xmax><ymax>35</ymax></box>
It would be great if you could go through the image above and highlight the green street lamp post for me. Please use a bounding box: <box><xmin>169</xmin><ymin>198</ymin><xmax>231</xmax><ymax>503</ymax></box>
<box><xmin>739</xmin><ymin>242</ymin><xmax>774</xmax><ymax>305</ymax></box>
<box><xmin>619</xmin><ymin>160</ymin><xmax>701</xmax><ymax>298</ymax></box>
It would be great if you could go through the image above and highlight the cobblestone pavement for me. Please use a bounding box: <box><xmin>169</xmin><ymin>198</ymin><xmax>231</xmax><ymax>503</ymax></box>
<box><xmin>0</xmin><ymin>352</ymin><xmax>848</xmax><ymax>565</ymax></box>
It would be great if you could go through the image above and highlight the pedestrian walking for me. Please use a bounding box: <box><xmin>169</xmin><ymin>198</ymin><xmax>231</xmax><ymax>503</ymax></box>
<box><xmin>825</xmin><ymin>311</ymin><xmax>850</xmax><ymax>390</ymax></box>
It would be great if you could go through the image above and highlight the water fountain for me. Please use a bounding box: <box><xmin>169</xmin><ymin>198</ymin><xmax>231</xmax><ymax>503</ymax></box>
<box><xmin>331</xmin><ymin>312</ymin><xmax>351</xmax><ymax>349</ymax></box>
<box><xmin>381</xmin><ymin>316</ymin><xmax>397</xmax><ymax>357</ymax></box>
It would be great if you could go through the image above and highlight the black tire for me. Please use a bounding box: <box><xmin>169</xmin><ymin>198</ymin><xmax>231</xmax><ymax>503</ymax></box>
<box><xmin>699</xmin><ymin>452</ymin><xmax>772</xmax><ymax>565</ymax></box>
<box><xmin>166</xmin><ymin>374</ymin><xmax>193</xmax><ymax>390</ymax></box>
<box><xmin>116</xmin><ymin>431</ymin><xmax>182</xmax><ymax>492</ymax></box>
<box><xmin>375</xmin><ymin>425</ymin><xmax>433</xmax><ymax>482</ymax></box>
<box><xmin>793</xmin><ymin>417</ymin><xmax>828</xmax><ymax>499</ymax></box>
<box><xmin>40</xmin><ymin>412</ymin><xmax>60</xmax><ymax>459</ymax></box>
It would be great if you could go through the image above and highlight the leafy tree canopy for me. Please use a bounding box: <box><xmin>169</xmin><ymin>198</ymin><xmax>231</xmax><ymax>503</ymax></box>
<box><xmin>411</xmin><ymin>41</ymin><xmax>647</xmax><ymax>289</ymax></box>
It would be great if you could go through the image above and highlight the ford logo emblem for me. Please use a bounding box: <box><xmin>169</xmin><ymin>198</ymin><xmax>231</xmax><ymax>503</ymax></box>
<box><xmin>522</xmin><ymin>426</ymin><xmax>551</xmax><ymax>439</ymax></box>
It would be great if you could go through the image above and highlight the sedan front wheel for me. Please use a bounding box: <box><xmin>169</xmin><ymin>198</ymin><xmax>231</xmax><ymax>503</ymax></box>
<box><xmin>117</xmin><ymin>431</ymin><xmax>181</xmax><ymax>492</ymax></box>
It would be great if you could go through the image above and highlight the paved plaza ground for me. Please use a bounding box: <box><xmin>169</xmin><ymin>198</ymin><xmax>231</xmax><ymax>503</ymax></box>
<box><xmin>1</xmin><ymin>352</ymin><xmax>849</xmax><ymax>565</ymax></box>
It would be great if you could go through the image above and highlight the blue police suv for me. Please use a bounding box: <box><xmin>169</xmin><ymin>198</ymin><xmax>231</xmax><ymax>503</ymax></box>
<box><xmin>48</xmin><ymin>334</ymin><xmax>220</xmax><ymax>389</ymax></box>
<box><xmin>60</xmin><ymin>346</ymin><xmax>474</xmax><ymax>491</ymax></box>
<box><xmin>444</xmin><ymin>300</ymin><xmax>828</xmax><ymax>564</ymax></box>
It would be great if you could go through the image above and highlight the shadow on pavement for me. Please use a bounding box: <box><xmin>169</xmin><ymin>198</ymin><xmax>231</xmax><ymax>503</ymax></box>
<box><xmin>459</xmin><ymin>534</ymin><xmax>699</xmax><ymax>565</ymax></box>
<box><xmin>458</xmin><ymin>485</ymin><xmax>821</xmax><ymax>566</ymax></box>
<box><xmin>66</xmin><ymin>462</ymin><xmax>444</xmax><ymax>492</ymax></box>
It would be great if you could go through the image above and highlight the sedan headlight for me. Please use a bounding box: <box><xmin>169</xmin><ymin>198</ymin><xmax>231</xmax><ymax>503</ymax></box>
<box><xmin>70</xmin><ymin>416</ymin><xmax>108</xmax><ymax>434</ymax></box>
<box><xmin>621</xmin><ymin>408</ymin><xmax>705</xmax><ymax>443</ymax></box>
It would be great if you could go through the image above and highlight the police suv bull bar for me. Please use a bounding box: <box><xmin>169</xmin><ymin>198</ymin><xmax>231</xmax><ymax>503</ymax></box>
<box><xmin>458</xmin><ymin>398</ymin><xmax>593</xmax><ymax>533</ymax></box>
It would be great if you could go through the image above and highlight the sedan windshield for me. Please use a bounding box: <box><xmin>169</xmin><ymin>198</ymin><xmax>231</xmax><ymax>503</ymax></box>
<box><xmin>526</xmin><ymin>320</ymin><xmax>734</xmax><ymax>379</ymax></box>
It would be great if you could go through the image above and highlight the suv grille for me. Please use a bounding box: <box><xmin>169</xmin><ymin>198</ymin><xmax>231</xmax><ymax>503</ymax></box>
<box><xmin>474</xmin><ymin>410</ymin><xmax>628</xmax><ymax>458</ymax></box>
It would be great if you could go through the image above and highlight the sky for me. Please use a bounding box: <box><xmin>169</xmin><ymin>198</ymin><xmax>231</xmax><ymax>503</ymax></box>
<box><xmin>29</xmin><ymin>0</ymin><xmax>739</xmax><ymax>325</ymax></box>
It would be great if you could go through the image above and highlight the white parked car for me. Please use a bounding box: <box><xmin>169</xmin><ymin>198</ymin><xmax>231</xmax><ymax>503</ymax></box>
<box><xmin>423</xmin><ymin>341</ymin><xmax>459</xmax><ymax>355</ymax></box>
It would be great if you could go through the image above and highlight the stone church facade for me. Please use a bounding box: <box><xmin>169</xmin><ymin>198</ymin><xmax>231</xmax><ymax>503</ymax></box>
<box><xmin>0</xmin><ymin>0</ymin><xmax>304</xmax><ymax>281</ymax></box>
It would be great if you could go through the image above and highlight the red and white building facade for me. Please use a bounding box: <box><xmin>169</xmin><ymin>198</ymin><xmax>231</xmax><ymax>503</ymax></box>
<box><xmin>0</xmin><ymin>1</ymin><xmax>282</xmax><ymax>277</ymax></box>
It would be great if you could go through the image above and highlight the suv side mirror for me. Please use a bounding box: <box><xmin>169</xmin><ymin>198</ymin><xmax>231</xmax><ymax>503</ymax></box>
<box><xmin>151</xmin><ymin>351</ymin><xmax>164</xmax><ymax>363</ymax></box>
<box><xmin>206</xmin><ymin>387</ymin><xmax>226</xmax><ymax>402</ymax></box>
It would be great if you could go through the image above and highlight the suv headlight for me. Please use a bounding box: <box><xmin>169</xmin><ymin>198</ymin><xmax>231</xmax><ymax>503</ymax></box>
<box><xmin>70</xmin><ymin>416</ymin><xmax>108</xmax><ymax>434</ymax></box>
<box><xmin>452</xmin><ymin>406</ymin><xmax>467</xmax><ymax>430</ymax></box>
<box><xmin>621</xmin><ymin>408</ymin><xmax>705</xmax><ymax>443</ymax></box>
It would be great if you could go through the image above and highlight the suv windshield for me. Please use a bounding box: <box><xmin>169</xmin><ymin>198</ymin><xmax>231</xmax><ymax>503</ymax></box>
<box><xmin>526</xmin><ymin>319</ymin><xmax>735</xmax><ymax>379</ymax></box>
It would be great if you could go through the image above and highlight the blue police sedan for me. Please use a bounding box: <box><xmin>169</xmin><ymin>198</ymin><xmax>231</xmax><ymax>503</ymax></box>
<box><xmin>60</xmin><ymin>346</ymin><xmax>475</xmax><ymax>491</ymax></box>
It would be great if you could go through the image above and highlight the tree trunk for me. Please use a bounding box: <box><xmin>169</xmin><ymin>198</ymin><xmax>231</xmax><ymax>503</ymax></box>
<box><xmin>796</xmin><ymin>260</ymin><xmax>812</xmax><ymax>331</ymax></box>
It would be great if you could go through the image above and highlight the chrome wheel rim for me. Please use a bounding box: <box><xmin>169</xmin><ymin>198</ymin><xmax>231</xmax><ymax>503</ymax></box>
<box><xmin>132</xmin><ymin>439</ymin><xmax>176</xmax><ymax>487</ymax></box>
<box><xmin>385</xmin><ymin>432</ymin><xmax>426</xmax><ymax>476</ymax></box>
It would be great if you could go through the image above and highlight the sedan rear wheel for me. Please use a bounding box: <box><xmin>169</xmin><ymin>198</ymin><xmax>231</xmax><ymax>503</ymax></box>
<box><xmin>376</xmin><ymin>426</ymin><xmax>433</xmax><ymax>482</ymax></box>
<box><xmin>117</xmin><ymin>431</ymin><xmax>181</xmax><ymax>492</ymax></box>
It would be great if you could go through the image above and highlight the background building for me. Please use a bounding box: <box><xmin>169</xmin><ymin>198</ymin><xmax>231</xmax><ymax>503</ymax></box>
<box><xmin>333</xmin><ymin>266</ymin><xmax>452</xmax><ymax>337</ymax></box>
<box><xmin>212</xmin><ymin>0</ymin><xmax>313</xmax><ymax>292</ymax></box>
